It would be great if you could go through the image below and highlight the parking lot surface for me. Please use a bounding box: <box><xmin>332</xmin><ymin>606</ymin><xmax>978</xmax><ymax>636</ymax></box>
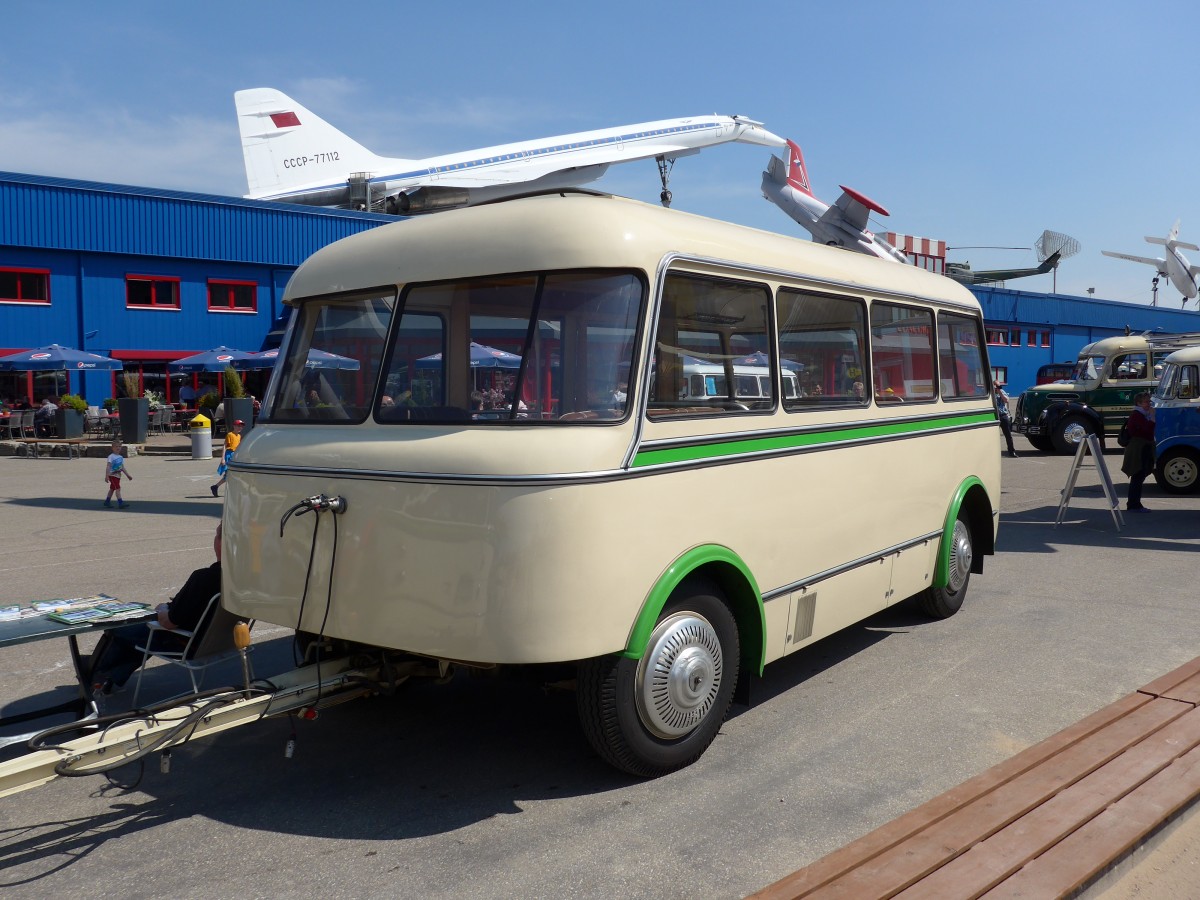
<box><xmin>1</xmin><ymin>444</ymin><xmax>1198</xmax><ymax>898</ymax></box>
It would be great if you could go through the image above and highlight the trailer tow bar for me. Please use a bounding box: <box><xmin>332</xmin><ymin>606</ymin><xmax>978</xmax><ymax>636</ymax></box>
<box><xmin>0</xmin><ymin>654</ymin><xmax>379</xmax><ymax>799</ymax></box>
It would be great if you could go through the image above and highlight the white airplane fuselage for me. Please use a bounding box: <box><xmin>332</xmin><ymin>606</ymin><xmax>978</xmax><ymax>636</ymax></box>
<box><xmin>236</xmin><ymin>88</ymin><xmax>785</xmax><ymax>212</ymax></box>
<box><xmin>1102</xmin><ymin>221</ymin><xmax>1200</xmax><ymax>302</ymax></box>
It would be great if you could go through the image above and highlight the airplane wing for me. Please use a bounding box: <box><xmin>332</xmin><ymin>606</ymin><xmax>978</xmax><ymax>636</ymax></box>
<box><xmin>1101</xmin><ymin>250</ymin><xmax>1167</xmax><ymax>270</ymax></box>
<box><xmin>826</xmin><ymin>186</ymin><xmax>889</xmax><ymax>235</ymax></box>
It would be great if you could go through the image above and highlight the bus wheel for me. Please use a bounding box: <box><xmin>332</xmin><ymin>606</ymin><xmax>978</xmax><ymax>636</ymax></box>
<box><xmin>577</xmin><ymin>580</ymin><xmax>739</xmax><ymax>777</ymax></box>
<box><xmin>1156</xmin><ymin>449</ymin><xmax>1200</xmax><ymax>494</ymax></box>
<box><xmin>919</xmin><ymin>517</ymin><xmax>973</xmax><ymax>619</ymax></box>
<box><xmin>1051</xmin><ymin>416</ymin><xmax>1092</xmax><ymax>454</ymax></box>
<box><xmin>1026</xmin><ymin>434</ymin><xmax>1054</xmax><ymax>452</ymax></box>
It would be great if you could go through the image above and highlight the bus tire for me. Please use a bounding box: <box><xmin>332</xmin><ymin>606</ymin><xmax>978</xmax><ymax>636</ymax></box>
<box><xmin>919</xmin><ymin>516</ymin><xmax>973</xmax><ymax>619</ymax></box>
<box><xmin>577</xmin><ymin>579</ymin><xmax>739</xmax><ymax>777</ymax></box>
<box><xmin>1051</xmin><ymin>415</ymin><xmax>1092</xmax><ymax>454</ymax></box>
<box><xmin>1156</xmin><ymin>448</ymin><xmax>1200</xmax><ymax>494</ymax></box>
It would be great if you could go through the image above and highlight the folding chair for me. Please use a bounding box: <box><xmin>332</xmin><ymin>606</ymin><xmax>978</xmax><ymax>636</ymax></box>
<box><xmin>132</xmin><ymin>593</ymin><xmax>253</xmax><ymax>705</ymax></box>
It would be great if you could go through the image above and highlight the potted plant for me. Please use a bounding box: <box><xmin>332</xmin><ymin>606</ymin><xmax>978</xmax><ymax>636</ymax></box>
<box><xmin>117</xmin><ymin>372</ymin><xmax>149</xmax><ymax>444</ymax></box>
<box><xmin>197</xmin><ymin>390</ymin><xmax>221</xmax><ymax>418</ymax></box>
<box><xmin>56</xmin><ymin>393</ymin><xmax>88</xmax><ymax>439</ymax></box>
<box><xmin>223</xmin><ymin>365</ymin><xmax>254</xmax><ymax>431</ymax></box>
<box><xmin>102</xmin><ymin>398</ymin><xmax>119</xmax><ymax>412</ymax></box>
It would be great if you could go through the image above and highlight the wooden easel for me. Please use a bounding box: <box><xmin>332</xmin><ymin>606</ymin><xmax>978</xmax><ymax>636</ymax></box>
<box><xmin>1055</xmin><ymin>433</ymin><xmax>1124</xmax><ymax>531</ymax></box>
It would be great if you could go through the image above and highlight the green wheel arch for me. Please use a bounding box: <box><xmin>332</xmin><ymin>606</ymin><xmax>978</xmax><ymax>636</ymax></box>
<box><xmin>624</xmin><ymin>545</ymin><xmax>767</xmax><ymax>675</ymax></box>
<box><xmin>934</xmin><ymin>476</ymin><xmax>995</xmax><ymax>588</ymax></box>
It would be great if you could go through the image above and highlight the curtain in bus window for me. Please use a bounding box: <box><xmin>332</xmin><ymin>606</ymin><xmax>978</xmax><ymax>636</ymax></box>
<box><xmin>870</xmin><ymin>303</ymin><xmax>935</xmax><ymax>401</ymax></box>
<box><xmin>777</xmin><ymin>288</ymin><xmax>868</xmax><ymax>408</ymax></box>
<box><xmin>937</xmin><ymin>312</ymin><xmax>988</xmax><ymax>399</ymax></box>
<box><xmin>649</xmin><ymin>273</ymin><xmax>771</xmax><ymax>417</ymax></box>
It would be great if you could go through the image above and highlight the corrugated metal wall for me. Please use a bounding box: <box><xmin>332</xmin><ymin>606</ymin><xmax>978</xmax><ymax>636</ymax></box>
<box><xmin>0</xmin><ymin>171</ymin><xmax>390</xmax><ymax>264</ymax></box>
<box><xmin>0</xmin><ymin>172</ymin><xmax>392</xmax><ymax>402</ymax></box>
<box><xmin>974</xmin><ymin>285</ymin><xmax>1200</xmax><ymax>390</ymax></box>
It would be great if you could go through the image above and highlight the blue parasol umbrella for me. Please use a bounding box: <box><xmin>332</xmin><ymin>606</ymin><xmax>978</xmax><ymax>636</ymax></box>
<box><xmin>732</xmin><ymin>350</ymin><xmax>802</xmax><ymax>370</ymax></box>
<box><xmin>233</xmin><ymin>348</ymin><xmax>361</xmax><ymax>371</ymax></box>
<box><xmin>0</xmin><ymin>343</ymin><xmax>123</xmax><ymax>371</ymax></box>
<box><xmin>416</xmin><ymin>341</ymin><xmax>522</xmax><ymax>369</ymax></box>
<box><xmin>168</xmin><ymin>346</ymin><xmax>258</xmax><ymax>373</ymax></box>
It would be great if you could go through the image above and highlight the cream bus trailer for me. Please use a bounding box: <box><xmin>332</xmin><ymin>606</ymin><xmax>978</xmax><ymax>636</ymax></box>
<box><xmin>223</xmin><ymin>191</ymin><xmax>1000</xmax><ymax>776</ymax></box>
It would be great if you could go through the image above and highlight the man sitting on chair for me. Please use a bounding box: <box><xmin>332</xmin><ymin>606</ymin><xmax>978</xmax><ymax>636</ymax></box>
<box><xmin>90</xmin><ymin>523</ymin><xmax>223</xmax><ymax>695</ymax></box>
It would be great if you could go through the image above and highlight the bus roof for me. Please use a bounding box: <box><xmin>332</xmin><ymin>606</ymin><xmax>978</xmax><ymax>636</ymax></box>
<box><xmin>282</xmin><ymin>192</ymin><xmax>980</xmax><ymax>311</ymax></box>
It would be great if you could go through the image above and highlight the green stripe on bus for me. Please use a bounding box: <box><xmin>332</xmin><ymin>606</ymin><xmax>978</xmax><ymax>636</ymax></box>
<box><xmin>631</xmin><ymin>412</ymin><xmax>995</xmax><ymax>468</ymax></box>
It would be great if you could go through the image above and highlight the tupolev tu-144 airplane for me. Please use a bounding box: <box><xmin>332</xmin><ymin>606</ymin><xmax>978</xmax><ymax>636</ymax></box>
<box><xmin>235</xmin><ymin>88</ymin><xmax>786</xmax><ymax>214</ymax></box>
<box><xmin>760</xmin><ymin>139</ymin><xmax>907</xmax><ymax>263</ymax></box>
<box><xmin>1102</xmin><ymin>220</ymin><xmax>1200</xmax><ymax>305</ymax></box>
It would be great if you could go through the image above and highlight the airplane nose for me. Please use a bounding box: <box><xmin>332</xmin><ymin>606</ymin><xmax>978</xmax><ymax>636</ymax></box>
<box><xmin>737</xmin><ymin>125</ymin><xmax>787</xmax><ymax>148</ymax></box>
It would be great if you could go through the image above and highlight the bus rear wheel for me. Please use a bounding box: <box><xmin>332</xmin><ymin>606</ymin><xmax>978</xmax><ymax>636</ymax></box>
<box><xmin>577</xmin><ymin>579</ymin><xmax>739</xmax><ymax>777</ymax></box>
<box><xmin>919</xmin><ymin>516</ymin><xmax>973</xmax><ymax>619</ymax></box>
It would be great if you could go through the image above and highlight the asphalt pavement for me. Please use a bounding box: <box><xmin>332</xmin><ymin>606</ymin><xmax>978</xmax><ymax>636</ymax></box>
<box><xmin>1</xmin><ymin>437</ymin><xmax>1198</xmax><ymax>898</ymax></box>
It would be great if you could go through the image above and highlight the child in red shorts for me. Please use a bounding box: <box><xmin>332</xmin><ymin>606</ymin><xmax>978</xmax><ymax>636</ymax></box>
<box><xmin>103</xmin><ymin>439</ymin><xmax>133</xmax><ymax>508</ymax></box>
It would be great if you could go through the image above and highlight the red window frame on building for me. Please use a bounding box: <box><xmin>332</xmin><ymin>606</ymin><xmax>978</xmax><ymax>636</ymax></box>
<box><xmin>126</xmin><ymin>274</ymin><xmax>181</xmax><ymax>309</ymax></box>
<box><xmin>208</xmin><ymin>279</ymin><xmax>258</xmax><ymax>313</ymax></box>
<box><xmin>0</xmin><ymin>266</ymin><xmax>51</xmax><ymax>304</ymax></box>
<box><xmin>985</xmin><ymin>328</ymin><xmax>1008</xmax><ymax>346</ymax></box>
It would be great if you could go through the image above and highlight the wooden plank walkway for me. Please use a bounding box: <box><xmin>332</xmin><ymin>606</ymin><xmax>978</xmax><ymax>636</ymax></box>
<box><xmin>748</xmin><ymin>656</ymin><xmax>1200</xmax><ymax>899</ymax></box>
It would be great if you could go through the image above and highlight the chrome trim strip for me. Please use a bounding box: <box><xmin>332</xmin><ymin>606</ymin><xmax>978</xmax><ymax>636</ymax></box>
<box><xmin>762</xmin><ymin>530</ymin><xmax>942</xmax><ymax>601</ymax></box>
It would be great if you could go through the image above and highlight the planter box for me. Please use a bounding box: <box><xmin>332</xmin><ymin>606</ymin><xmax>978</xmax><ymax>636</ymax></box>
<box><xmin>55</xmin><ymin>408</ymin><xmax>84</xmax><ymax>439</ymax></box>
<box><xmin>223</xmin><ymin>397</ymin><xmax>254</xmax><ymax>432</ymax></box>
<box><xmin>118</xmin><ymin>397</ymin><xmax>149</xmax><ymax>444</ymax></box>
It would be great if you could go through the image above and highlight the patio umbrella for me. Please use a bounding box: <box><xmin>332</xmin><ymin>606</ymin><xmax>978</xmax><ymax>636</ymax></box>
<box><xmin>732</xmin><ymin>350</ymin><xmax>803</xmax><ymax>370</ymax></box>
<box><xmin>415</xmin><ymin>342</ymin><xmax>522</xmax><ymax>369</ymax></box>
<box><xmin>168</xmin><ymin>346</ymin><xmax>258</xmax><ymax>373</ymax></box>
<box><xmin>233</xmin><ymin>348</ymin><xmax>361</xmax><ymax>371</ymax></box>
<box><xmin>0</xmin><ymin>343</ymin><xmax>123</xmax><ymax>371</ymax></box>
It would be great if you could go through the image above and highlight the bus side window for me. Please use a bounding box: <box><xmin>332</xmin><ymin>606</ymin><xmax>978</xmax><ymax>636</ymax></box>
<box><xmin>649</xmin><ymin>272</ymin><xmax>771</xmax><ymax>418</ymax></box>
<box><xmin>870</xmin><ymin>302</ymin><xmax>936</xmax><ymax>402</ymax></box>
<box><xmin>937</xmin><ymin>311</ymin><xmax>988</xmax><ymax>399</ymax></box>
<box><xmin>777</xmin><ymin>288</ymin><xmax>868</xmax><ymax>409</ymax></box>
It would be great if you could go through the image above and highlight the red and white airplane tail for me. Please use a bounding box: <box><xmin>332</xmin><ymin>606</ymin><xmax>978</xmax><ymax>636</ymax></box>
<box><xmin>782</xmin><ymin>140</ymin><xmax>814</xmax><ymax>196</ymax></box>
<box><xmin>762</xmin><ymin>139</ymin><xmax>906</xmax><ymax>263</ymax></box>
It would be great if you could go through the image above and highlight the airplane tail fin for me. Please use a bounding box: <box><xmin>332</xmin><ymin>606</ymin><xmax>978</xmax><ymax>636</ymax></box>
<box><xmin>781</xmin><ymin>140</ymin><xmax>814</xmax><ymax>196</ymax></box>
<box><xmin>234</xmin><ymin>88</ymin><xmax>393</xmax><ymax>199</ymax></box>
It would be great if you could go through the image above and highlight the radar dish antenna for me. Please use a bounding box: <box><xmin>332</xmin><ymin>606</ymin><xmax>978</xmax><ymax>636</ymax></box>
<box><xmin>1034</xmin><ymin>230</ymin><xmax>1080</xmax><ymax>292</ymax></box>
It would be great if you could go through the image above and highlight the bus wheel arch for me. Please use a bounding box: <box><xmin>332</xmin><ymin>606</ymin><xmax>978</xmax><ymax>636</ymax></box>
<box><xmin>577</xmin><ymin>574</ymin><xmax>742</xmax><ymax>776</ymax></box>
<box><xmin>922</xmin><ymin>480</ymin><xmax>993</xmax><ymax>619</ymax></box>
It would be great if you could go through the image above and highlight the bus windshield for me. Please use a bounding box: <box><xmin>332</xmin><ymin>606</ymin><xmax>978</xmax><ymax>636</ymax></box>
<box><xmin>266</xmin><ymin>271</ymin><xmax>645</xmax><ymax>424</ymax></box>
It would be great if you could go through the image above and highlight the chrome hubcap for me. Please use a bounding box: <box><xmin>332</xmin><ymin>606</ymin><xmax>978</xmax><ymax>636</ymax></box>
<box><xmin>636</xmin><ymin>613</ymin><xmax>722</xmax><ymax>739</ymax></box>
<box><xmin>947</xmin><ymin>520</ymin><xmax>973</xmax><ymax>593</ymax></box>
<box><xmin>1063</xmin><ymin>421</ymin><xmax>1088</xmax><ymax>444</ymax></box>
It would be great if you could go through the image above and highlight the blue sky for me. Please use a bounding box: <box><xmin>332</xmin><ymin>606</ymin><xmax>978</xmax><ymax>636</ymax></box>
<box><xmin>3</xmin><ymin>0</ymin><xmax>1198</xmax><ymax>308</ymax></box>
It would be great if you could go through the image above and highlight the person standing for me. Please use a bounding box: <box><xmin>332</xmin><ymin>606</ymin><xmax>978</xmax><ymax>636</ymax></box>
<box><xmin>1121</xmin><ymin>392</ymin><xmax>1156</xmax><ymax>512</ymax></box>
<box><xmin>210</xmin><ymin>419</ymin><xmax>243</xmax><ymax>497</ymax></box>
<box><xmin>994</xmin><ymin>381</ymin><xmax>1017</xmax><ymax>457</ymax></box>
<box><xmin>103</xmin><ymin>439</ymin><xmax>133</xmax><ymax>508</ymax></box>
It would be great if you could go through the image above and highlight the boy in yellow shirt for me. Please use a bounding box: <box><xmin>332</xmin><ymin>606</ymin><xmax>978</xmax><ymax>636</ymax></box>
<box><xmin>210</xmin><ymin>419</ymin><xmax>243</xmax><ymax>497</ymax></box>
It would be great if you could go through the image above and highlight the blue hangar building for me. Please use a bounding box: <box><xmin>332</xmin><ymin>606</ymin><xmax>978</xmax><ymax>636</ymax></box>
<box><xmin>2</xmin><ymin>170</ymin><xmax>1197</xmax><ymax>405</ymax></box>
